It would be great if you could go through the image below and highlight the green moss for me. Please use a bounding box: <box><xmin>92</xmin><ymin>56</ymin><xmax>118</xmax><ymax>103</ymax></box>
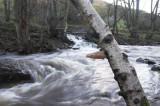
<box><xmin>153</xmin><ymin>33</ymin><xmax>160</xmax><ymax>38</ymax></box>
<box><xmin>140</xmin><ymin>97</ymin><xmax>150</xmax><ymax>106</ymax></box>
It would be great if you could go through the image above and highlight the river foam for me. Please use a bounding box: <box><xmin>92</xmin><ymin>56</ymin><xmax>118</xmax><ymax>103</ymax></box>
<box><xmin>0</xmin><ymin>34</ymin><xmax>160</xmax><ymax>106</ymax></box>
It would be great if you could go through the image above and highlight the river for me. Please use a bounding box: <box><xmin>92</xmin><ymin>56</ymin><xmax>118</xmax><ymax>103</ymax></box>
<box><xmin>0</xmin><ymin>34</ymin><xmax>160</xmax><ymax>106</ymax></box>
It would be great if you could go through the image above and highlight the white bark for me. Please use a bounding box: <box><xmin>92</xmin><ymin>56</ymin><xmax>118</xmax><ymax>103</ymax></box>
<box><xmin>71</xmin><ymin>0</ymin><xmax>150</xmax><ymax>106</ymax></box>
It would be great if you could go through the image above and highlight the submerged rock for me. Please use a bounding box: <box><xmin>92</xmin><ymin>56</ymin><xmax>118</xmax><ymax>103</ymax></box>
<box><xmin>136</xmin><ymin>58</ymin><xmax>156</xmax><ymax>65</ymax></box>
<box><xmin>0</xmin><ymin>67</ymin><xmax>32</xmax><ymax>88</ymax></box>
<box><xmin>72</xmin><ymin>47</ymin><xmax>80</xmax><ymax>50</ymax></box>
<box><xmin>144</xmin><ymin>59</ymin><xmax>156</xmax><ymax>65</ymax></box>
<box><xmin>0</xmin><ymin>51</ymin><xmax>6</xmax><ymax>56</ymax></box>
<box><xmin>151</xmin><ymin>65</ymin><xmax>160</xmax><ymax>71</ymax></box>
<box><xmin>0</xmin><ymin>58</ymin><xmax>33</xmax><ymax>88</ymax></box>
<box><xmin>136</xmin><ymin>58</ymin><xmax>146</xmax><ymax>63</ymax></box>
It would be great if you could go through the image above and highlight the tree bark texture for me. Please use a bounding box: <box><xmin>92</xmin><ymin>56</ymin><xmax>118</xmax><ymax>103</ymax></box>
<box><xmin>71</xmin><ymin>0</ymin><xmax>150</xmax><ymax>106</ymax></box>
<box><xmin>14</xmin><ymin>0</ymin><xmax>29</xmax><ymax>53</ymax></box>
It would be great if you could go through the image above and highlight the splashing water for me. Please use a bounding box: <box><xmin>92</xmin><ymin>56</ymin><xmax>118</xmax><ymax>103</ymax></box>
<box><xmin>0</xmin><ymin>34</ymin><xmax>160</xmax><ymax>106</ymax></box>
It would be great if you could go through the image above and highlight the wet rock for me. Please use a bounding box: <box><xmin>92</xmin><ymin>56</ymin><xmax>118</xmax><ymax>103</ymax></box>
<box><xmin>124</xmin><ymin>49</ymin><xmax>131</xmax><ymax>53</ymax></box>
<box><xmin>144</xmin><ymin>59</ymin><xmax>156</xmax><ymax>65</ymax></box>
<box><xmin>99</xmin><ymin>92</ymin><xmax>111</xmax><ymax>98</ymax></box>
<box><xmin>136</xmin><ymin>58</ymin><xmax>156</xmax><ymax>65</ymax></box>
<box><xmin>72</xmin><ymin>47</ymin><xmax>79</xmax><ymax>50</ymax></box>
<box><xmin>0</xmin><ymin>67</ymin><xmax>32</xmax><ymax>88</ymax></box>
<box><xmin>151</xmin><ymin>65</ymin><xmax>160</xmax><ymax>71</ymax></box>
<box><xmin>0</xmin><ymin>51</ymin><xmax>6</xmax><ymax>56</ymax></box>
<box><xmin>136</xmin><ymin>58</ymin><xmax>146</xmax><ymax>63</ymax></box>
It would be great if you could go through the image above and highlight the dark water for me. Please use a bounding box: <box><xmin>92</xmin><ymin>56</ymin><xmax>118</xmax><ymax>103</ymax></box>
<box><xmin>0</xmin><ymin>35</ymin><xmax>160</xmax><ymax>106</ymax></box>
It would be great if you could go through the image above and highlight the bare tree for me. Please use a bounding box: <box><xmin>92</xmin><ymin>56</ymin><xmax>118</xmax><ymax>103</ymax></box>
<box><xmin>47</xmin><ymin>0</ymin><xmax>59</xmax><ymax>38</ymax></box>
<box><xmin>71</xmin><ymin>0</ymin><xmax>150</xmax><ymax>105</ymax></box>
<box><xmin>107</xmin><ymin>4</ymin><xmax>111</xmax><ymax>26</ymax></box>
<box><xmin>122</xmin><ymin>0</ymin><xmax>139</xmax><ymax>39</ymax></box>
<box><xmin>113</xmin><ymin>0</ymin><xmax>119</xmax><ymax>35</ymax></box>
<box><xmin>27</xmin><ymin>0</ymin><xmax>37</xmax><ymax>22</ymax></box>
<box><xmin>135</xmin><ymin>0</ymin><xmax>140</xmax><ymax>38</ymax></box>
<box><xmin>4</xmin><ymin>0</ymin><xmax>11</xmax><ymax>22</ymax></box>
<box><xmin>146</xmin><ymin>0</ymin><xmax>160</xmax><ymax>39</ymax></box>
<box><xmin>63</xmin><ymin>0</ymin><xmax>70</xmax><ymax>37</ymax></box>
<box><xmin>14</xmin><ymin>0</ymin><xmax>30</xmax><ymax>54</ymax></box>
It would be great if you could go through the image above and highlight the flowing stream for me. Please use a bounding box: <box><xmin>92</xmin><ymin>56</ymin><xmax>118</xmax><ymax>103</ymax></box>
<box><xmin>0</xmin><ymin>35</ymin><xmax>160</xmax><ymax>106</ymax></box>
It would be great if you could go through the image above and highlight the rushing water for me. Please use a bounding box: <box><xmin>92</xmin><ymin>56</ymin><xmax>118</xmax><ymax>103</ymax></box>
<box><xmin>0</xmin><ymin>35</ymin><xmax>160</xmax><ymax>106</ymax></box>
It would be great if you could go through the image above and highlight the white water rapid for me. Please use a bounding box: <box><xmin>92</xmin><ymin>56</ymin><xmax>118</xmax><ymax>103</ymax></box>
<box><xmin>0</xmin><ymin>34</ymin><xmax>160</xmax><ymax>106</ymax></box>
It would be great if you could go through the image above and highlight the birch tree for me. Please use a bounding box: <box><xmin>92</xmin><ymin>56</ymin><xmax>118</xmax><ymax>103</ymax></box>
<box><xmin>70</xmin><ymin>0</ymin><xmax>150</xmax><ymax>106</ymax></box>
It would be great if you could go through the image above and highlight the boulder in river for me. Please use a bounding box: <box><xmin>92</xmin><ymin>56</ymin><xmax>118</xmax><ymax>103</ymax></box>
<box><xmin>144</xmin><ymin>58</ymin><xmax>156</xmax><ymax>65</ymax></box>
<box><xmin>136</xmin><ymin>58</ymin><xmax>156</xmax><ymax>65</ymax></box>
<box><xmin>136</xmin><ymin>58</ymin><xmax>146</xmax><ymax>63</ymax></box>
<box><xmin>151</xmin><ymin>65</ymin><xmax>160</xmax><ymax>71</ymax></box>
<box><xmin>0</xmin><ymin>67</ymin><xmax>32</xmax><ymax>88</ymax></box>
<box><xmin>0</xmin><ymin>58</ymin><xmax>34</xmax><ymax>88</ymax></box>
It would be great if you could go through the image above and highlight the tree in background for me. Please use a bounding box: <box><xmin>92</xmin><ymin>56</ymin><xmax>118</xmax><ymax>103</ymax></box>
<box><xmin>27</xmin><ymin>0</ymin><xmax>37</xmax><ymax>22</ymax></box>
<box><xmin>14</xmin><ymin>0</ymin><xmax>29</xmax><ymax>54</ymax></box>
<box><xmin>146</xmin><ymin>0</ymin><xmax>160</xmax><ymax>39</ymax></box>
<box><xmin>62</xmin><ymin>0</ymin><xmax>70</xmax><ymax>38</ymax></box>
<box><xmin>3</xmin><ymin>0</ymin><xmax>11</xmax><ymax>22</ymax></box>
<box><xmin>135</xmin><ymin>0</ymin><xmax>140</xmax><ymax>38</ymax></box>
<box><xmin>122</xmin><ymin>0</ymin><xmax>140</xmax><ymax>39</ymax></box>
<box><xmin>46</xmin><ymin>0</ymin><xmax>59</xmax><ymax>38</ymax></box>
<box><xmin>112</xmin><ymin>0</ymin><xmax>118</xmax><ymax>35</ymax></box>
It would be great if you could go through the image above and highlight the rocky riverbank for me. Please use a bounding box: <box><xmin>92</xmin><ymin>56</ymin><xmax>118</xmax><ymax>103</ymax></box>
<box><xmin>0</xmin><ymin>22</ymin><xmax>74</xmax><ymax>55</ymax></box>
<box><xmin>68</xmin><ymin>26</ymin><xmax>160</xmax><ymax>46</ymax></box>
<box><xmin>84</xmin><ymin>33</ymin><xmax>160</xmax><ymax>46</ymax></box>
<box><xmin>1</xmin><ymin>25</ymin><xmax>160</xmax><ymax>55</ymax></box>
<box><xmin>0</xmin><ymin>22</ymin><xmax>74</xmax><ymax>88</ymax></box>
<box><xmin>0</xmin><ymin>58</ymin><xmax>33</xmax><ymax>88</ymax></box>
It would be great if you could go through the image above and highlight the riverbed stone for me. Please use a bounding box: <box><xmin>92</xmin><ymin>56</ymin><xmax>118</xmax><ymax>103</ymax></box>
<box><xmin>136</xmin><ymin>58</ymin><xmax>156</xmax><ymax>65</ymax></box>
<box><xmin>0</xmin><ymin>67</ymin><xmax>32</xmax><ymax>88</ymax></box>
<box><xmin>151</xmin><ymin>65</ymin><xmax>160</xmax><ymax>71</ymax></box>
<box><xmin>0</xmin><ymin>51</ymin><xmax>6</xmax><ymax>56</ymax></box>
<box><xmin>144</xmin><ymin>58</ymin><xmax>156</xmax><ymax>65</ymax></box>
<box><xmin>136</xmin><ymin>58</ymin><xmax>146</xmax><ymax>63</ymax></box>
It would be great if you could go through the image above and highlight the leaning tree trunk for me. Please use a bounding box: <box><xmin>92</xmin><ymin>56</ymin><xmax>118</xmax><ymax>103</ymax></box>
<box><xmin>71</xmin><ymin>0</ymin><xmax>150</xmax><ymax>106</ymax></box>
